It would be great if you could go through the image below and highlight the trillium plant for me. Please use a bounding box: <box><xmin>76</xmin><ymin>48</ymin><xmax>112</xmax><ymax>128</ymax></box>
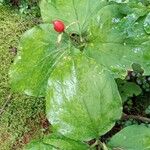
<box><xmin>10</xmin><ymin>0</ymin><xmax>150</xmax><ymax>149</ymax></box>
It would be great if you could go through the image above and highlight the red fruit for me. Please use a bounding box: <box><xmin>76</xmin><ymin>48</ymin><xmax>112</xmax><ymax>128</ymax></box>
<box><xmin>52</xmin><ymin>20</ymin><xmax>65</xmax><ymax>33</ymax></box>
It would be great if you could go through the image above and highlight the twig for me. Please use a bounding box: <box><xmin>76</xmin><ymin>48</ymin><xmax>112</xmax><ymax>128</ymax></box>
<box><xmin>0</xmin><ymin>94</ymin><xmax>12</xmax><ymax>115</ymax></box>
<box><xmin>122</xmin><ymin>113</ymin><xmax>150</xmax><ymax>123</ymax></box>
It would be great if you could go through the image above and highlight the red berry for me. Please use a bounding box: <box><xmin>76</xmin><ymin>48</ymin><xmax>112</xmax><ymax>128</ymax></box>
<box><xmin>52</xmin><ymin>20</ymin><xmax>65</xmax><ymax>33</ymax></box>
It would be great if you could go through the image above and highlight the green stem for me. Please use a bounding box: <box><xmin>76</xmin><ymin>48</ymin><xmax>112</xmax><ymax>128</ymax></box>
<box><xmin>90</xmin><ymin>140</ymin><xmax>98</xmax><ymax>148</ymax></box>
<box><xmin>90</xmin><ymin>139</ymin><xmax>104</xmax><ymax>150</ymax></box>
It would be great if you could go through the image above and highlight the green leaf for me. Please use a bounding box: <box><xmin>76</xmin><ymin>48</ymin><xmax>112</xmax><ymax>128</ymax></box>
<box><xmin>9</xmin><ymin>24</ymin><xmax>68</xmax><ymax>96</ymax></box>
<box><xmin>121</xmin><ymin>82</ymin><xmax>142</xmax><ymax>98</ymax></box>
<box><xmin>107</xmin><ymin>125</ymin><xmax>150</xmax><ymax>150</ymax></box>
<box><xmin>132</xmin><ymin>63</ymin><xmax>144</xmax><ymax>74</ymax></box>
<box><xmin>25</xmin><ymin>133</ymin><xmax>91</xmax><ymax>150</ymax></box>
<box><xmin>144</xmin><ymin>12</ymin><xmax>150</xmax><ymax>34</ymax></box>
<box><xmin>109</xmin><ymin>0</ymin><xmax>128</xmax><ymax>3</ymax></box>
<box><xmin>46</xmin><ymin>54</ymin><xmax>122</xmax><ymax>141</ymax></box>
<box><xmin>86</xmin><ymin>3</ymin><xmax>150</xmax><ymax>78</ymax></box>
<box><xmin>24</xmin><ymin>140</ymin><xmax>53</xmax><ymax>150</ymax></box>
<box><xmin>44</xmin><ymin>133</ymin><xmax>91</xmax><ymax>150</ymax></box>
<box><xmin>117</xmin><ymin>79</ymin><xmax>142</xmax><ymax>103</ymax></box>
<box><xmin>40</xmin><ymin>0</ymin><xmax>108</xmax><ymax>32</ymax></box>
<box><xmin>111</xmin><ymin>0</ymin><xmax>150</xmax><ymax>8</ymax></box>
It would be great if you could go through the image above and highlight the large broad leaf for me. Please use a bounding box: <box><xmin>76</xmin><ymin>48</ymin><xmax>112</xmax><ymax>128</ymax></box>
<box><xmin>46</xmin><ymin>54</ymin><xmax>122</xmax><ymax>141</ymax></box>
<box><xmin>86</xmin><ymin>3</ymin><xmax>150</xmax><ymax>78</ymax></box>
<box><xmin>25</xmin><ymin>133</ymin><xmax>91</xmax><ymax>150</ymax></box>
<box><xmin>40</xmin><ymin>0</ymin><xmax>108</xmax><ymax>32</ymax></box>
<box><xmin>44</xmin><ymin>133</ymin><xmax>91</xmax><ymax>150</ymax></box>
<box><xmin>9</xmin><ymin>24</ymin><xmax>68</xmax><ymax>96</ymax></box>
<box><xmin>40</xmin><ymin>0</ymin><xmax>150</xmax><ymax>78</ymax></box>
<box><xmin>107</xmin><ymin>125</ymin><xmax>150</xmax><ymax>150</ymax></box>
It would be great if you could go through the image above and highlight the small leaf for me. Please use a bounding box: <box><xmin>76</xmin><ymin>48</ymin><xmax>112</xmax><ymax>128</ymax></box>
<box><xmin>46</xmin><ymin>54</ymin><xmax>122</xmax><ymax>141</ymax></box>
<box><xmin>25</xmin><ymin>133</ymin><xmax>91</xmax><ymax>150</ymax></box>
<box><xmin>107</xmin><ymin>125</ymin><xmax>150</xmax><ymax>150</ymax></box>
<box><xmin>117</xmin><ymin>79</ymin><xmax>142</xmax><ymax>103</ymax></box>
<box><xmin>132</xmin><ymin>63</ymin><xmax>144</xmax><ymax>74</ymax></box>
<box><xmin>9</xmin><ymin>24</ymin><xmax>68</xmax><ymax>96</ymax></box>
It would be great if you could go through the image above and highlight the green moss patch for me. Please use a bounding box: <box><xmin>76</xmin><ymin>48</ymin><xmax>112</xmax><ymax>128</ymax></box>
<box><xmin>0</xmin><ymin>5</ymin><xmax>47</xmax><ymax>150</ymax></box>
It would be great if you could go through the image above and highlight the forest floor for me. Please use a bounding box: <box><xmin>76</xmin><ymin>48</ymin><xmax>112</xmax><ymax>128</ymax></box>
<box><xmin>0</xmin><ymin>5</ymin><xmax>49</xmax><ymax>150</ymax></box>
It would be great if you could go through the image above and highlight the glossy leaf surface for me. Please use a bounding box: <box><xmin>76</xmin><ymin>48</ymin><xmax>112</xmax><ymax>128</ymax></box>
<box><xmin>86</xmin><ymin>3</ymin><xmax>150</xmax><ymax>77</ymax></box>
<box><xmin>108</xmin><ymin>125</ymin><xmax>150</xmax><ymax>150</ymax></box>
<box><xmin>46</xmin><ymin>54</ymin><xmax>122</xmax><ymax>141</ymax></box>
<box><xmin>40</xmin><ymin>0</ymin><xmax>108</xmax><ymax>32</ymax></box>
<box><xmin>25</xmin><ymin>133</ymin><xmax>91</xmax><ymax>150</ymax></box>
<box><xmin>10</xmin><ymin>24</ymin><xmax>68</xmax><ymax>96</ymax></box>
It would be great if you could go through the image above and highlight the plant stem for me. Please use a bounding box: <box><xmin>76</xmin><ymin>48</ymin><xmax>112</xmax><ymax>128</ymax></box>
<box><xmin>122</xmin><ymin>113</ymin><xmax>150</xmax><ymax>123</ymax></box>
<box><xmin>90</xmin><ymin>140</ymin><xmax>98</xmax><ymax>148</ymax></box>
<box><xmin>90</xmin><ymin>139</ymin><xmax>105</xmax><ymax>150</ymax></box>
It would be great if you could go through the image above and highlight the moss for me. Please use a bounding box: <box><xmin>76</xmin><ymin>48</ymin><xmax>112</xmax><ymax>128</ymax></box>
<box><xmin>0</xmin><ymin>5</ymin><xmax>46</xmax><ymax>150</ymax></box>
